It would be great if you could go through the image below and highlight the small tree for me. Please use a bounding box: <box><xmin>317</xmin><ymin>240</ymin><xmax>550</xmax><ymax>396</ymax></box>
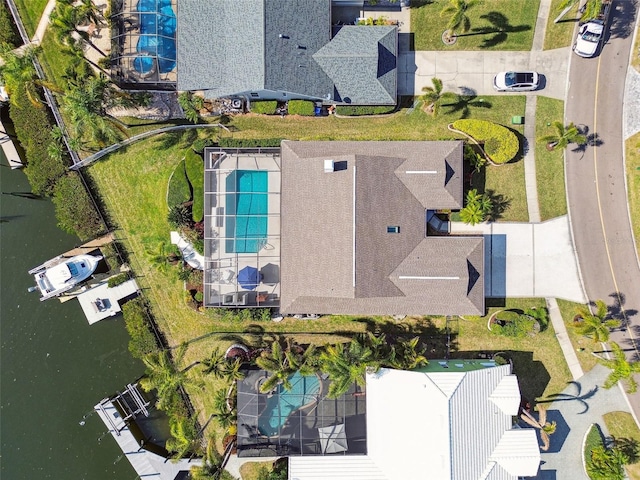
<box><xmin>539</xmin><ymin>121</ymin><xmax>587</xmax><ymax>151</ymax></box>
<box><xmin>440</xmin><ymin>0</ymin><xmax>479</xmax><ymax>41</ymax></box>
<box><xmin>178</xmin><ymin>92</ymin><xmax>204</xmax><ymax>124</ymax></box>
<box><xmin>598</xmin><ymin>342</ymin><xmax>640</xmax><ymax>394</ymax></box>
<box><xmin>420</xmin><ymin>77</ymin><xmax>455</xmax><ymax>117</ymax></box>
<box><xmin>573</xmin><ymin>299</ymin><xmax>620</xmax><ymax>343</ymax></box>
<box><xmin>460</xmin><ymin>188</ymin><xmax>492</xmax><ymax>225</ymax></box>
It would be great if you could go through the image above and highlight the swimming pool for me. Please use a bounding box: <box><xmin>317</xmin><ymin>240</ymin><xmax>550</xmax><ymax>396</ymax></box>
<box><xmin>134</xmin><ymin>0</ymin><xmax>176</xmax><ymax>74</ymax></box>
<box><xmin>258</xmin><ymin>373</ymin><xmax>320</xmax><ymax>437</ymax></box>
<box><xmin>225</xmin><ymin>171</ymin><xmax>268</xmax><ymax>253</ymax></box>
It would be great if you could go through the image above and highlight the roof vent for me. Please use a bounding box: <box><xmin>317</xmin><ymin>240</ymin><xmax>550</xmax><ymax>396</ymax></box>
<box><xmin>324</xmin><ymin>159</ymin><xmax>335</xmax><ymax>173</ymax></box>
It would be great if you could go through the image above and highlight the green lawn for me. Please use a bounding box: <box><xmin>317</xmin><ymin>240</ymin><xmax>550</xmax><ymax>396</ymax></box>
<box><xmin>543</xmin><ymin>0</ymin><xmax>581</xmax><ymax>50</ymax></box>
<box><xmin>13</xmin><ymin>0</ymin><xmax>48</xmax><ymax>39</ymax></box>
<box><xmin>411</xmin><ymin>0</ymin><xmax>539</xmax><ymax>51</ymax></box>
<box><xmin>627</xmin><ymin>133</ymin><xmax>640</xmax><ymax>256</ymax></box>
<box><xmin>536</xmin><ymin>96</ymin><xmax>567</xmax><ymax>220</ymax></box>
<box><xmin>603</xmin><ymin>411</ymin><xmax>640</xmax><ymax>480</ymax></box>
<box><xmin>556</xmin><ymin>299</ymin><xmax>600</xmax><ymax>373</ymax></box>
<box><xmin>37</xmin><ymin>30</ymin><xmax>78</xmax><ymax>90</ymax></box>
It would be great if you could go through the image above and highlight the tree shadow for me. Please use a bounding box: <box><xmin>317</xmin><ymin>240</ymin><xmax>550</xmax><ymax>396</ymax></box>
<box><xmin>442</xmin><ymin>90</ymin><xmax>492</xmax><ymax>119</ymax></box>
<box><xmin>154</xmin><ymin>129</ymin><xmax>199</xmax><ymax>150</ymax></box>
<box><xmin>485</xmin><ymin>189</ymin><xmax>511</xmax><ymax>222</ymax></box>
<box><xmin>607</xmin><ymin>291</ymin><xmax>639</xmax><ymax>326</ymax></box>
<box><xmin>608</xmin><ymin>0</ymin><xmax>638</xmax><ymax>39</ymax></box>
<box><xmin>536</xmin><ymin>380</ymin><xmax>598</xmax><ymax>414</ymax></box>
<box><xmin>455</xmin><ymin>11</ymin><xmax>531</xmax><ymax>48</ymax></box>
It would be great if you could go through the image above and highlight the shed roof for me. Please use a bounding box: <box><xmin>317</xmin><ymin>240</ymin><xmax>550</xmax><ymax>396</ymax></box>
<box><xmin>280</xmin><ymin>141</ymin><xmax>484</xmax><ymax>316</ymax></box>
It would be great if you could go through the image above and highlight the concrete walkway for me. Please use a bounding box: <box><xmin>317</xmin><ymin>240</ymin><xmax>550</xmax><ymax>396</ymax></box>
<box><xmin>30</xmin><ymin>0</ymin><xmax>56</xmax><ymax>45</ymax></box>
<box><xmin>546</xmin><ymin>297</ymin><xmax>584</xmax><ymax>381</ymax></box>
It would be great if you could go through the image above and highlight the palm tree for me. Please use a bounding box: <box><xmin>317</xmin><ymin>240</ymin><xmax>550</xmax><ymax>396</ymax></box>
<box><xmin>460</xmin><ymin>188</ymin><xmax>492</xmax><ymax>225</ymax></box>
<box><xmin>49</xmin><ymin>1</ymin><xmax>106</xmax><ymax>57</ymax></box>
<box><xmin>573</xmin><ymin>299</ymin><xmax>620</xmax><ymax>343</ymax></box>
<box><xmin>211</xmin><ymin>388</ymin><xmax>235</xmax><ymax>429</ymax></box>
<box><xmin>420</xmin><ymin>77</ymin><xmax>455</xmax><ymax>117</ymax></box>
<box><xmin>598</xmin><ymin>342</ymin><xmax>640</xmax><ymax>394</ymax></box>
<box><xmin>0</xmin><ymin>44</ymin><xmax>50</xmax><ymax>108</ymax></box>
<box><xmin>320</xmin><ymin>339</ymin><xmax>377</xmax><ymax>398</ymax></box>
<box><xmin>201</xmin><ymin>348</ymin><xmax>244</xmax><ymax>382</ymax></box>
<box><xmin>539</xmin><ymin>121</ymin><xmax>587</xmax><ymax>150</ymax></box>
<box><xmin>520</xmin><ymin>405</ymin><xmax>556</xmax><ymax>451</ymax></box>
<box><xmin>255</xmin><ymin>339</ymin><xmax>315</xmax><ymax>393</ymax></box>
<box><xmin>145</xmin><ymin>241</ymin><xmax>180</xmax><ymax>273</ymax></box>
<box><xmin>190</xmin><ymin>434</ymin><xmax>223</xmax><ymax>480</ymax></box>
<box><xmin>165</xmin><ymin>414</ymin><xmax>201</xmax><ymax>459</ymax></box>
<box><xmin>440</xmin><ymin>0</ymin><xmax>479</xmax><ymax>41</ymax></box>
<box><xmin>391</xmin><ymin>337</ymin><xmax>428</xmax><ymax>370</ymax></box>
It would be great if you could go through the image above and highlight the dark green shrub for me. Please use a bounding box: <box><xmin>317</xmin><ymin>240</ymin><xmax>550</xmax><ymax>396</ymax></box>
<box><xmin>335</xmin><ymin>105</ymin><xmax>395</xmax><ymax>116</ymax></box>
<box><xmin>122</xmin><ymin>298</ymin><xmax>160</xmax><ymax>359</ymax></box>
<box><xmin>452</xmin><ymin>119</ymin><xmax>519</xmax><ymax>164</ymax></box>
<box><xmin>178</xmin><ymin>92</ymin><xmax>203</xmax><ymax>124</ymax></box>
<box><xmin>491</xmin><ymin>310</ymin><xmax>536</xmax><ymax>338</ymax></box>
<box><xmin>250</xmin><ymin>100</ymin><xmax>277</xmax><ymax>115</ymax></box>
<box><xmin>194</xmin><ymin>292</ymin><xmax>204</xmax><ymax>303</ymax></box>
<box><xmin>52</xmin><ymin>172</ymin><xmax>105</xmax><ymax>240</ymax></box>
<box><xmin>287</xmin><ymin>100</ymin><xmax>315</xmax><ymax>116</ymax></box>
<box><xmin>0</xmin><ymin>1</ymin><xmax>18</xmax><ymax>46</ymax></box>
<box><xmin>108</xmin><ymin>273</ymin><xmax>129</xmax><ymax>288</ymax></box>
<box><xmin>167</xmin><ymin>159</ymin><xmax>192</xmax><ymax>208</ymax></box>
<box><xmin>184</xmin><ymin>150</ymin><xmax>204</xmax><ymax>222</ymax></box>
<box><xmin>192</xmin><ymin>138</ymin><xmax>213</xmax><ymax>153</ymax></box>
<box><xmin>100</xmin><ymin>242</ymin><xmax>122</xmax><ymax>271</ymax></box>
<box><xmin>168</xmin><ymin>204</ymin><xmax>193</xmax><ymax>228</ymax></box>
<box><xmin>218</xmin><ymin>137</ymin><xmax>283</xmax><ymax>148</ymax></box>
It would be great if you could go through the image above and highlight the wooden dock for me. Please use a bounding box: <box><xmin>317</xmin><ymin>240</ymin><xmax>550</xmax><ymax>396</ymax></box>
<box><xmin>0</xmin><ymin>117</ymin><xmax>24</xmax><ymax>169</ymax></box>
<box><xmin>61</xmin><ymin>232</ymin><xmax>115</xmax><ymax>257</ymax></box>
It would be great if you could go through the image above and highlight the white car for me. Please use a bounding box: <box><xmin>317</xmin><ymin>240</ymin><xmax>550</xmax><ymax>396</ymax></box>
<box><xmin>493</xmin><ymin>71</ymin><xmax>540</xmax><ymax>92</ymax></box>
<box><xmin>573</xmin><ymin>20</ymin><xmax>604</xmax><ymax>58</ymax></box>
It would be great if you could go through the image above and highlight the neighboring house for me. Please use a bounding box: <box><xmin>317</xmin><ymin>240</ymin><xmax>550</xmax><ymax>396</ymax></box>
<box><xmin>289</xmin><ymin>363</ymin><xmax>541</xmax><ymax>480</ymax></box>
<box><xmin>280</xmin><ymin>141</ymin><xmax>484</xmax><ymax>316</ymax></box>
<box><xmin>176</xmin><ymin>0</ymin><xmax>397</xmax><ymax>105</ymax></box>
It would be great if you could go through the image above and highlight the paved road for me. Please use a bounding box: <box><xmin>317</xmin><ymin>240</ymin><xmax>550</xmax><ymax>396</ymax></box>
<box><xmin>565</xmin><ymin>0</ymin><xmax>640</xmax><ymax>416</ymax></box>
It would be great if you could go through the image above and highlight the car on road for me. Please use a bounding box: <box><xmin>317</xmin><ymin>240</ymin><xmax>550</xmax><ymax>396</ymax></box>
<box><xmin>573</xmin><ymin>20</ymin><xmax>604</xmax><ymax>58</ymax></box>
<box><xmin>493</xmin><ymin>71</ymin><xmax>540</xmax><ymax>92</ymax></box>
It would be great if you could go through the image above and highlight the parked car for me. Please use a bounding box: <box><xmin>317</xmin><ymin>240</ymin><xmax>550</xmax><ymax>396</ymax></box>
<box><xmin>573</xmin><ymin>20</ymin><xmax>604</xmax><ymax>58</ymax></box>
<box><xmin>493</xmin><ymin>71</ymin><xmax>540</xmax><ymax>92</ymax></box>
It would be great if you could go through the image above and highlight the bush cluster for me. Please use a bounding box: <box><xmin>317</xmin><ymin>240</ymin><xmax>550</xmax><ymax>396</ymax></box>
<box><xmin>0</xmin><ymin>1</ymin><xmax>18</xmax><ymax>45</ymax></box>
<box><xmin>107</xmin><ymin>273</ymin><xmax>129</xmax><ymax>288</ymax></box>
<box><xmin>167</xmin><ymin>159</ymin><xmax>192</xmax><ymax>208</ymax></box>
<box><xmin>491</xmin><ymin>309</ymin><xmax>540</xmax><ymax>338</ymax></box>
<box><xmin>122</xmin><ymin>298</ymin><xmax>160</xmax><ymax>359</ymax></box>
<box><xmin>335</xmin><ymin>105</ymin><xmax>395</xmax><ymax>116</ymax></box>
<box><xmin>287</xmin><ymin>100</ymin><xmax>315</xmax><ymax>116</ymax></box>
<box><xmin>184</xmin><ymin>150</ymin><xmax>204</xmax><ymax>222</ymax></box>
<box><xmin>250</xmin><ymin>100</ymin><xmax>278</xmax><ymax>115</ymax></box>
<box><xmin>52</xmin><ymin>172</ymin><xmax>105</xmax><ymax>240</ymax></box>
<box><xmin>218</xmin><ymin>137</ymin><xmax>283</xmax><ymax>148</ymax></box>
<box><xmin>452</xmin><ymin>119</ymin><xmax>519</xmax><ymax>164</ymax></box>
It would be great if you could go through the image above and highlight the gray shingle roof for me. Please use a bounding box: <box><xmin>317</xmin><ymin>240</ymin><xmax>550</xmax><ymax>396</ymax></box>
<box><xmin>280</xmin><ymin>141</ymin><xmax>484</xmax><ymax>316</ymax></box>
<box><xmin>177</xmin><ymin>1</ymin><xmax>397</xmax><ymax>105</ymax></box>
<box><xmin>313</xmin><ymin>26</ymin><xmax>397</xmax><ymax>105</ymax></box>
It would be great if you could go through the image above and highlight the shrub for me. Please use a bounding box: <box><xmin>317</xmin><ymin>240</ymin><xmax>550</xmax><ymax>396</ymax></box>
<box><xmin>52</xmin><ymin>172</ymin><xmax>105</xmax><ymax>240</ymax></box>
<box><xmin>194</xmin><ymin>291</ymin><xmax>204</xmax><ymax>303</ymax></box>
<box><xmin>167</xmin><ymin>159</ymin><xmax>192</xmax><ymax>208</ymax></box>
<box><xmin>452</xmin><ymin>119</ymin><xmax>520</xmax><ymax>164</ymax></box>
<box><xmin>192</xmin><ymin>138</ymin><xmax>213</xmax><ymax>153</ymax></box>
<box><xmin>168</xmin><ymin>204</ymin><xmax>193</xmax><ymax>229</ymax></box>
<box><xmin>184</xmin><ymin>150</ymin><xmax>204</xmax><ymax>222</ymax></box>
<box><xmin>250</xmin><ymin>100</ymin><xmax>277</xmax><ymax>115</ymax></box>
<box><xmin>178</xmin><ymin>92</ymin><xmax>203</xmax><ymax>124</ymax></box>
<box><xmin>287</xmin><ymin>100</ymin><xmax>315</xmax><ymax>116</ymax></box>
<box><xmin>0</xmin><ymin>1</ymin><xmax>18</xmax><ymax>45</ymax></box>
<box><xmin>335</xmin><ymin>105</ymin><xmax>395</xmax><ymax>116</ymax></box>
<box><xmin>218</xmin><ymin>137</ymin><xmax>283</xmax><ymax>148</ymax></box>
<box><xmin>108</xmin><ymin>273</ymin><xmax>129</xmax><ymax>288</ymax></box>
<box><xmin>491</xmin><ymin>310</ymin><xmax>536</xmax><ymax>338</ymax></box>
<box><xmin>122</xmin><ymin>298</ymin><xmax>160</xmax><ymax>358</ymax></box>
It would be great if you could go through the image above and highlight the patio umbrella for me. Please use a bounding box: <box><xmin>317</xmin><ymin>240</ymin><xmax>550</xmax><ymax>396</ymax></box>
<box><xmin>318</xmin><ymin>423</ymin><xmax>348</xmax><ymax>454</ymax></box>
<box><xmin>237</xmin><ymin>265</ymin><xmax>261</xmax><ymax>290</ymax></box>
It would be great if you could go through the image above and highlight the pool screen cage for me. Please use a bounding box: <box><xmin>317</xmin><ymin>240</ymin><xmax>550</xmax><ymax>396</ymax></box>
<box><xmin>203</xmin><ymin>147</ymin><xmax>282</xmax><ymax>309</ymax></box>
<box><xmin>109</xmin><ymin>0</ymin><xmax>177</xmax><ymax>87</ymax></box>
<box><xmin>236</xmin><ymin>369</ymin><xmax>367</xmax><ymax>458</ymax></box>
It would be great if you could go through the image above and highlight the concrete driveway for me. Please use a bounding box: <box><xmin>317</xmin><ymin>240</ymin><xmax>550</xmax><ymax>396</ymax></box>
<box><xmin>398</xmin><ymin>49</ymin><xmax>570</xmax><ymax>100</ymax></box>
<box><xmin>451</xmin><ymin>217</ymin><xmax>586</xmax><ymax>302</ymax></box>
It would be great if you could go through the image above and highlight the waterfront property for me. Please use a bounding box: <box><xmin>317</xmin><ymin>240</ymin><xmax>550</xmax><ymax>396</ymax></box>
<box><xmin>176</xmin><ymin>0</ymin><xmax>397</xmax><ymax>105</ymax></box>
<box><xmin>203</xmin><ymin>141</ymin><xmax>484</xmax><ymax>315</ymax></box>
<box><xmin>288</xmin><ymin>362</ymin><xmax>541</xmax><ymax>480</ymax></box>
<box><xmin>28</xmin><ymin>253</ymin><xmax>103</xmax><ymax>301</ymax></box>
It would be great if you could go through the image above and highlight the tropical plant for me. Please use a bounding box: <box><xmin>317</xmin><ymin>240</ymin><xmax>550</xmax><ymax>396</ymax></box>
<box><xmin>460</xmin><ymin>188</ymin><xmax>492</xmax><ymax>225</ymax></box>
<box><xmin>391</xmin><ymin>337</ymin><xmax>428</xmax><ymax>370</ymax></box>
<box><xmin>168</xmin><ymin>204</ymin><xmax>193</xmax><ymax>228</ymax></box>
<box><xmin>255</xmin><ymin>340</ymin><xmax>316</xmax><ymax>393</ymax></box>
<box><xmin>0</xmin><ymin>44</ymin><xmax>51</xmax><ymax>108</ymax></box>
<box><xmin>320</xmin><ymin>338</ymin><xmax>378</xmax><ymax>398</ymax></box>
<box><xmin>420</xmin><ymin>77</ymin><xmax>455</xmax><ymax>117</ymax></box>
<box><xmin>520</xmin><ymin>405</ymin><xmax>556</xmax><ymax>451</ymax></box>
<box><xmin>587</xmin><ymin>443</ymin><xmax>628</xmax><ymax>480</ymax></box>
<box><xmin>559</xmin><ymin>0</ymin><xmax>607</xmax><ymax>22</ymax></box>
<box><xmin>573</xmin><ymin>299</ymin><xmax>620</xmax><ymax>343</ymax></box>
<box><xmin>49</xmin><ymin>0</ymin><xmax>106</xmax><ymax>57</ymax></box>
<box><xmin>598</xmin><ymin>342</ymin><xmax>640</xmax><ymax>394</ymax></box>
<box><xmin>165</xmin><ymin>414</ymin><xmax>201</xmax><ymax>459</ymax></box>
<box><xmin>201</xmin><ymin>348</ymin><xmax>245</xmax><ymax>382</ymax></box>
<box><xmin>539</xmin><ymin>121</ymin><xmax>587</xmax><ymax>150</ymax></box>
<box><xmin>452</xmin><ymin>119</ymin><xmax>520</xmax><ymax>164</ymax></box>
<box><xmin>211</xmin><ymin>388</ymin><xmax>236</xmax><ymax>429</ymax></box>
<box><xmin>145</xmin><ymin>241</ymin><xmax>181</xmax><ymax>272</ymax></box>
<box><xmin>189</xmin><ymin>434</ymin><xmax>223</xmax><ymax>480</ymax></box>
<box><xmin>465</xmin><ymin>145</ymin><xmax>487</xmax><ymax>173</ymax></box>
<box><xmin>178</xmin><ymin>92</ymin><xmax>204</xmax><ymax>124</ymax></box>
<box><xmin>440</xmin><ymin>0</ymin><xmax>479</xmax><ymax>40</ymax></box>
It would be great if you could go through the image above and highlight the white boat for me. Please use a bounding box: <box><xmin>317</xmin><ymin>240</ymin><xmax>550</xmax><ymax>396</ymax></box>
<box><xmin>28</xmin><ymin>254</ymin><xmax>103</xmax><ymax>301</ymax></box>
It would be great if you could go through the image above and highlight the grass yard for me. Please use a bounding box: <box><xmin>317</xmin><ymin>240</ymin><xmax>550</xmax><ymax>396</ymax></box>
<box><xmin>627</xmin><ymin>132</ymin><xmax>640</xmax><ymax>255</ymax></box>
<box><xmin>633</xmin><ymin>23</ymin><xmax>640</xmax><ymax>72</ymax></box>
<box><xmin>410</xmin><ymin>0</ymin><xmax>539</xmax><ymax>51</ymax></box>
<box><xmin>556</xmin><ymin>299</ymin><xmax>600</xmax><ymax>373</ymax></box>
<box><xmin>603</xmin><ymin>411</ymin><xmax>640</xmax><ymax>480</ymax></box>
<box><xmin>13</xmin><ymin>0</ymin><xmax>48</xmax><ymax>38</ymax></box>
<box><xmin>37</xmin><ymin>31</ymin><xmax>80</xmax><ymax>90</ymax></box>
<box><xmin>543</xmin><ymin>0</ymin><xmax>581</xmax><ymax>50</ymax></box>
<box><xmin>584</xmin><ymin>423</ymin><xmax>605</xmax><ymax>478</ymax></box>
<box><xmin>536</xmin><ymin>96</ymin><xmax>568</xmax><ymax>220</ymax></box>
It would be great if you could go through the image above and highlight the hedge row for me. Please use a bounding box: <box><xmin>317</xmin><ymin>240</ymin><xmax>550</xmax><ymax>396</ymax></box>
<box><xmin>335</xmin><ymin>105</ymin><xmax>395</xmax><ymax>116</ymax></box>
<box><xmin>0</xmin><ymin>1</ymin><xmax>18</xmax><ymax>45</ymax></box>
<box><xmin>218</xmin><ymin>137</ymin><xmax>283</xmax><ymax>148</ymax></box>
<box><xmin>107</xmin><ymin>272</ymin><xmax>129</xmax><ymax>288</ymax></box>
<box><xmin>250</xmin><ymin>100</ymin><xmax>277</xmax><ymax>115</ymax></box>
<box><xmin>167</xmin><ymin>159</ymin><xmax>192</xmax><ymax>208</ymax></box>
<box><xmin>288</xmin><ymin>100</ymin><xmax>315</xmax><ymax>116</ymax></box>
<box><xmin>122</xmin><ymin>298</ymin><xmax>160</xmax><ymax>359</ymax></box>
<box><xmin>451</xmin><ymin>119</ymin><xmax>519</xmax><ymax>164</ymax></box>
<box><xmin>184</xmin><ymin>150</ymin><xmax>204</xmax><ymax>222</ymax></box>
<box><xmin>52</xmin><ymin>172</ymin><xmax>105</xmax><ymax>240</ymax></box>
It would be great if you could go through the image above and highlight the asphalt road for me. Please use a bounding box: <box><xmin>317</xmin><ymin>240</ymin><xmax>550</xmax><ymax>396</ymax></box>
<box><xmin>565</xmin><ymin>0</ymin><xmax>640</xmax><ymax>413</ymax></box>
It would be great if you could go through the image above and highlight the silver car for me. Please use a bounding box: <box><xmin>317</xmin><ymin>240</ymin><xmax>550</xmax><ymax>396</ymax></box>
<box><xmin>493</xmin><ymin>71</ymin><xmax>540</xmax><ymax>92</ymax></box>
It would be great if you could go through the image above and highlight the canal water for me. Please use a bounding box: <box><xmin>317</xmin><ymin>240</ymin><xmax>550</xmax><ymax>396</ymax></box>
<box><xmin>1</xmin><ymin>148</ymin><xmax>142</xmax><ymax>479</ymax></box>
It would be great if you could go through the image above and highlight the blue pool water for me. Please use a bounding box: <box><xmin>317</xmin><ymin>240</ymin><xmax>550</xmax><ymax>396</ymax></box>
<box><xmin>225</xmin><ymin>171</ymin><xmax>268</xmax><ymax>253</ymax></box>
<box><xmin>258</xmin><ymin>373</ymin><xmax>320</xmax><ymax>437</ymax></box>
<box><xmin>134</xmin><ymin>0</ymin><xmax>176</xmax><ymax>74</ymax></box>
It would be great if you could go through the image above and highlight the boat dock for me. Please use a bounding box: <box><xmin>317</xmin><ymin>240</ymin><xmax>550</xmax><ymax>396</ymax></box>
<box><xmin>77</xmin><ymin>278</ymin><xmax>139</xmax><ymax>325</ymax></box>
<box><xmin>0</xmin><ymin>117</ymin><xmax>24</xmax><ymax>169</ymax></box>
<box><xmin>60</xmin><ymin>232</ymin><xmax>115</xmax><ymax>257</ymax></box>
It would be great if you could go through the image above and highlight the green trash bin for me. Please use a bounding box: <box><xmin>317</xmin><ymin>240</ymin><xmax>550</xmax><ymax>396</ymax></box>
<box><xmin>512</xmin><ymin>116</ymin><xmax>525</xmax><ymax>125</ymax></box>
